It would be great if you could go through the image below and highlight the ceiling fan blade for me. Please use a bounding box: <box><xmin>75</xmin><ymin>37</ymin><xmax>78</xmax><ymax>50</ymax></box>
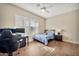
<box><xmin>41</xmin><ymin>7</ymin><xmax>49</xmax><ymax>13</ymax></box>
<box><xmin>36</xmin><ymin>3</ymin><xmax>50</xmax><ymax>13</ymax></box>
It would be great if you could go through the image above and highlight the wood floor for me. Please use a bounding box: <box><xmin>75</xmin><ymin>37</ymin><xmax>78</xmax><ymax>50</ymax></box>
<box><xmin>0</xmin><ymin>40</ymin><xmax>79</xmax><ymax>56</ymax></box>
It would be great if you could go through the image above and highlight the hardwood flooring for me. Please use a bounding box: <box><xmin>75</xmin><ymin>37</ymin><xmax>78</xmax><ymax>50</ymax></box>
<box><xmin>0</xmin><ymin>40</ymin><xmax>79</xmax><ymax>56</ymax></box>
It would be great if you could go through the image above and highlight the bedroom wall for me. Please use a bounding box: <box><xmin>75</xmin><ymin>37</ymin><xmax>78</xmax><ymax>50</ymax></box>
<box><xmin>0</xmin><ymin>3</ymin><xmax>46</xmax><ymax>33</ymax></box>
<box><xmin>77</xmin><ymin>10</ymin><xmax>79</xmax><ymax>41</ymax></box>
<box><xmin>0</xmin><ymin>4</ymin><xmax>3</xmax><ymax>27</ymax></box>
<box><xmin>46</xmin><ymin>10</ymin><xmax>79</xmax><ymax>44</ymax></box>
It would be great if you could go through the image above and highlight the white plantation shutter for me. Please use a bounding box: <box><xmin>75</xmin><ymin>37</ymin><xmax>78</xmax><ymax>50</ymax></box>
<box><xmin>15</xmin><ymin>15</ymin><xmax>39</xmax><ymax>36</ymax></box>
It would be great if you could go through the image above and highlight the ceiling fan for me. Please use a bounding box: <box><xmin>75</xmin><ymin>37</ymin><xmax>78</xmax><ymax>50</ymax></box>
<box><xmin>36</xmin><ymin>3</ymin><xmax>53</xmax><ymax>13</ymax></box>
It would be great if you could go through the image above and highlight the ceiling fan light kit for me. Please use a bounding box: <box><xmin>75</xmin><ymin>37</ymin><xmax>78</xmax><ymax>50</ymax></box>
<box><xmin>37</xmin><ymin>3</ymin><xmax>53</xmax><ymax>13</ymax></box>
<box><xmin>41</xmin><ymin>8</ymin><xmax>45</xmax><ymax>12</ymax></box>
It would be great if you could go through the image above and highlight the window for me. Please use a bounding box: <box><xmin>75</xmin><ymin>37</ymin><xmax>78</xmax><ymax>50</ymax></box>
<box><xmin>15</xmin><ymin>15</ymin><xmax>39</xmax><ymax>36</ymax></box>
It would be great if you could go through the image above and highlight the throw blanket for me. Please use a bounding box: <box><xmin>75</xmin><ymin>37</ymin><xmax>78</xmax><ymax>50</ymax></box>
<box><xmin>32</xmin><ymin>31</ymin><xmax>55</xmax><ymax>45</ymax></box>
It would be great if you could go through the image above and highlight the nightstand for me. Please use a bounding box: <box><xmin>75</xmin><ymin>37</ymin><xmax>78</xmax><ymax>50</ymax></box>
<box><xmin>55</xmin><ymin>35</ymin><xmax>62</xmax><ymax>41</ymax></box>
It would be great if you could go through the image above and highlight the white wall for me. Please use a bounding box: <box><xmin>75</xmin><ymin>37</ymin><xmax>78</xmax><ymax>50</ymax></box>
<box><xmin>0</xmin><ymin>3</ymin><xmax>45</xmax><ymax>33</ymax></box>
<box><xmin>46</xmin><ymin>10</ymin><xmax>79</xmax><ymax>44</ymax></box>
<box><xmin>77</xmin><ymin>10</ymin><xmax>79</xmax><ymax>40</ymax></box>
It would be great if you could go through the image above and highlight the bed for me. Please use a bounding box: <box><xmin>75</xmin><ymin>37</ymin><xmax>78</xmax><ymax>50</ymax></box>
<box><xmin>32</xmin><ymin>31</ymin><xmax>55</xmax><ymax>45</ymax></box>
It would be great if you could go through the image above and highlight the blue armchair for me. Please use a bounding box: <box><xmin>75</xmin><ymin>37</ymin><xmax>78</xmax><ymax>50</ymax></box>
<box><xmin>0</xmin><ymin>30</ymin><xmax>18</xmax><ymax>56</ymax></box>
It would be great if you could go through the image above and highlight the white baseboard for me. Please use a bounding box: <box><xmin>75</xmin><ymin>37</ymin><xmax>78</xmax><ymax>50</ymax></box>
<box><xmin>63</xmin><ymin>39</ymin><xmax>79</xmax><ymax>44</ymax></box>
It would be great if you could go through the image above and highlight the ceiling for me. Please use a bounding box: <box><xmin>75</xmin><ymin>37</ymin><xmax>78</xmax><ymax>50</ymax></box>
<box><xmin>12</xmin><ymin>3</ymin><xmax>79</xmax><ymax>19</ymax></box>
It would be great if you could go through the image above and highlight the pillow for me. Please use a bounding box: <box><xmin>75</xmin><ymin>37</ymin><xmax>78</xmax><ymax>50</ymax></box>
<box><xmin>47</xmin><ymin>31</ymin><xmax>54</xmax><ymax>36</ymax></box>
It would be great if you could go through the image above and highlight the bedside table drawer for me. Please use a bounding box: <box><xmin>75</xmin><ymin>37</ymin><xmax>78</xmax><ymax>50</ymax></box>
<box><xmin>55</xmin><ymin>35</ymin><xmax>62</xmax><ymax>41</ymax></box>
